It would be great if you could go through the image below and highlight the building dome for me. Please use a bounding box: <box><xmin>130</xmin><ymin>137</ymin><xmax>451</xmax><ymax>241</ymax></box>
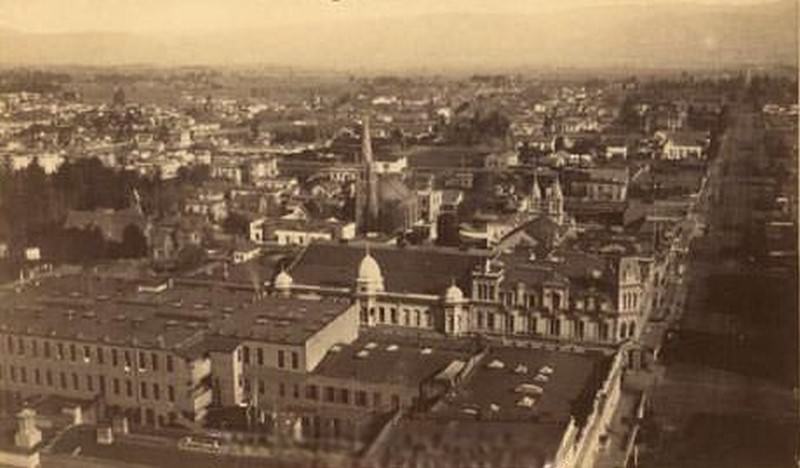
<box><xmin>358</xmin><ymin>253</ymin><xmax>383</xmax><ymax>282</ymax></box>
<box><xmin>443</xmin><ymin>283</ymin><xmax>464</xmax><ymax>303</ymax></box>
<box><xmin>274</xmin><ymin>269</ymin><xmax>293</xmax><ymax>290</ymax></box>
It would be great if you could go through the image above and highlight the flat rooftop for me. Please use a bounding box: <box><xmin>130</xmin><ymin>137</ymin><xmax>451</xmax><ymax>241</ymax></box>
<box><xmin>0</xmin><ymin>274</ymin><xmax>354</xmax><ymax>352</ymax></box>
<box><xmin>312</xmin><ymin>336</ymin><xmax>473</xmax><ymax>387</ymax></box>
<box><xmin>437</xmin><ymin>346</ymin><xmax>609</xmax><ymax>424</ymax></box>
<box><xmin>373</xmin><ymin>346</ymin><xmax>611</xmax><ymax>467</ymax></box>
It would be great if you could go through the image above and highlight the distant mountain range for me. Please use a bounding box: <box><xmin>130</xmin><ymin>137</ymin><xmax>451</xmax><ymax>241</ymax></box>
<box><xmin>0</xmin><ymin>0</ymin><xmax>796</xmax><ymax>70</ymax></box>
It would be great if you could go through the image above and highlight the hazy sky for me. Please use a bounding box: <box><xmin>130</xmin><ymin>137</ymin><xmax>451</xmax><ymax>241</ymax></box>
<box><xmin>0</xmin><ymin>0</ymin><xmax>778</xmax><ymax>33</ymax></box>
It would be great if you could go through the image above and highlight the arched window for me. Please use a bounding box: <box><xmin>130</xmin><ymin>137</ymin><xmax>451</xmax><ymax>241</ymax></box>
<box><xmin>552</xmin><ymin>292</ymin><xmax>562</xmax><ymax>310</ymax></box>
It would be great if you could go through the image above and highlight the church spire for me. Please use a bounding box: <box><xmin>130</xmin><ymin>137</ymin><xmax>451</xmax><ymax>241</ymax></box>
<box><xmin>362</xmin><ymin>116</ymin><xmax>374</xmax><ymax>165</ymax></box>
<box><xmin>531</xmin><ymin>171</ymin><xmax>542</xmax><ymax>201</ymax></box>
<box><xmin>358</xmin><ymin>115</ymin><xmax>380</xmax><ymax>234</ymax></box>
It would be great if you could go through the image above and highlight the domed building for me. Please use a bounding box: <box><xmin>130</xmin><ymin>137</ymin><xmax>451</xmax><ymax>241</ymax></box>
<box><xmin>356</xmin><ymin>250</ymin><xmax>384</xmax><ymax>294</ymax></box>
<box><xmin>442</xmin><ymin>282</ymin><xmax>467</xmax><ymax>335</ymax></box>
<box><xmin>273</xmin><ymin>268</ymin><xmax>294</xmax><ymax>296</ymax></box>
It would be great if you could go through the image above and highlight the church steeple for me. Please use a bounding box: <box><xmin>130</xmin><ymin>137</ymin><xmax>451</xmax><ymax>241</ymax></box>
<box><xmin>531</xmin><ymin>171</ymin><xmax>542</xmax><ymax>201</ymax></box>
<box><xmin>357</xmin><ymin>116</ymin><xmax>380</xmax><ymax>234</ymax></box>
<box><xmin>361</xmin><ymin>116</ymin><xmax>374</xmax><ymax>165</ymax></box>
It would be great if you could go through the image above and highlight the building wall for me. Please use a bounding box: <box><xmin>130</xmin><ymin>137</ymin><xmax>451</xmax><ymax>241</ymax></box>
<box><xmin>0</xmin><ymin>334</ymin><xmax>213</xmax><ymax>427</ymax></box>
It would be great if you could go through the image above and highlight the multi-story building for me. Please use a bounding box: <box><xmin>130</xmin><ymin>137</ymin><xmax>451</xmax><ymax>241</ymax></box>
<box><xmin>280</xmin><ymin>241</ymin><xmax>652</xmax><ymax>346</ymax></box>
<box><xmin>0</xmin><ymin>275</ymin><xmax>359</xmax><ymax>430</ymax></box>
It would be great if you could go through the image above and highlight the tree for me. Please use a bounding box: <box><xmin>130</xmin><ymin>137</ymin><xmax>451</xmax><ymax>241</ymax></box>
<box><xmin>175</xmin><ymin>245</ymin><xmax>207</xmax><ymax>272</ymax></box>
<box><xmin>117</xmin><ymin>224</ymin><xmax>148</xmax><ymax>258</ymax></box>
<box><xmin>222</xmin><ymin>212</ymin><xmax>251</xmax><ymax>237</ymax></box>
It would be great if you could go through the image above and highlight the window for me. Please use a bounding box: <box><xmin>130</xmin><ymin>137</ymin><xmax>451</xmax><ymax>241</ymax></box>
<box><xmin>32</xmin><ymin>340</ymin><xmax>38</xmax><ymax>358</ymax></box>
<box><xmin>139</xmin><ymin>352</ymin><xmax>147</xmax><ymax>370</ymax></box>
<box><xmin>153</xmin><ymin>383</ymin><xmax>160</xmax><ymax>400</ymax></box>
<box><xmin>6</xmin><ymin>336</ymin><xmax>12</xmax><ymax>354</ymax></box>
<box><xmin>112</xmin><ymin>349</ymin><xmax>119</xmax><ymax>367</ymax></box>
<box><xmin>477</xmin><ymin>311</ymin><xmax>484</xmax><ymax>328</ymax></box>
<box><xmin>96</xmin><ymin>347</ymin><xmax>104</xmax><ymax>365</ymax></box>
<box><xmin>9</xmin><ymin>366</ymin><xmax>16</xmax><ymax>382</ymax></box>
<box><xmin>257</xmin><ymin>348</ymin><xmax>264</xmax><ymax>366</ymax></box>
<box><xmin>529</xmin><ymin>316</ymin><xmax>538</xmax><ymax>335</ymax></box>
<box><xmin>425</xmin><ymin>311</ymin><xmax>432</xmax><ymax>328</ymax></box>
<box><xmin>72</xmin><ymin>372</ymin><xmax>79</xmax><ymax>390</ymax></box>
<box><xmin>124</xmin><ymin>351</ymin><xmax>132</xmax><ymax>368</ymax></box>
<box><xmin>60</xmin><ymin>372</ymin><xmax>67</xmax><ymax>389</ymax></box>
<box><xmin>339</xmin><ymin>389</ymin><xmax>350</xmax><ymax>404</ymax></box>
<box><xmin>576</xmin><ymin>320</ymin><xmax>585</xmax><ymax>340</ymax></box>
<box><xmin>356</xmin><ymin>391</ymin><xmax>367</xmax><ymax>407</ymax></box>
<box><xmin>279</xmin><ymin>383</ymin><xmax>286</xmax><ymax>397</ymax></box>
<box><xmin>57</xmin><ymin>343</ymin><xmax>64</xmax><ymax>360</ymax></box>
<box><xmin>403</xmin><ymin>309</ymin><xmax>410</xmax><ymax>326</ymax></box>
<box><xmin>278</xmin><ymin>350</ymin><xmax>285</xmax><ymax>368</ymax></box>
<box><xmin>415</xmin><ymin>310</ymin><xmax>421</xmax><ymax>327</ymax></box>
<box><xmin>306</xmin><ymin>385</ymin><xmax>318</xmax><ymax>400</ymax></box>
<box><xmin>487</xmin><ymin>313</ymin><xmax>495</xmax><ymax>330</ymax></box>
<box><xmin>379</xmin><ymin>307</ymin><xmax>385</xmax><ymax>323</ymax></box>
<box><xmin>258</xmin><ymin>380</ymin><xmax>265</xmax><ymax>395</ymax></box>
<box><xmin>114</xmin><ymin>378</ymin><xmax>120</xmax><ymax>395</ymax></box>
<box><xmin>99</xmin><ymin>375</ymin><xmax>106</xmax><ymax>395</ymax></box>
<box><xmin>168</xmin><ymin>385</ymin><xmax>175</xmax><ymax>402</ymax></box>
<box><xmin>391</xmin><ymin>394</ymin><xmax>400</xmax><ymax>410</ymax></box>
<box><xmin>292</xmin><ymin>384</ymin><xmax>300</xmax><ymax>399</ymax></box>
<box><xmin>20</xmin><ymin>366</ymin><xmax>27</xmax><ymax>383</ymax></box>
<box><xmin>46</xmin><ymin>370</ymin><xmax>53</xmax><ymax>387</ymax></box>
<box><xmin>390</xmin><ymin>308</ymin><xmax>398</xmax><ymax>324</ymax></box>
<box><xmin>83</xmin><ymin>346</ymin><xmax>91</xmax><ymax>362</ymax></box>
<box><xmin>151</xmin><ymin>353</ymin><xmax>159</xmax><ymax>371</ymax></box>
<box><xmin>44</xmin><ymin>341</ymin><xmax>51</xmax><ymax>358</ymax></box>
<box><xmin>243</xmin><ymin>346</ymin><xmax>250</xmax><ymax>365</ymax></box>
<box><xmin>34</xmin><ymin>369</ymin><xmax>41</xmax><ymax>385</ymax></box>
<box><xmin>291</xmin><ymin>352</ymin><xmax>299</xmax><ymax>370</ymax></box>
<box><xmin>17</xmin><ymin>337</ymin><xmax>24</xmax><ymax>355</ymax></box>
<box><xmin>0</xmin><ymin>364</ymin><xmax>5</xmax><ymax>381</ymax></box>
<box><xmin>69</xmin><ymin>344</ymin><xmax>76</xmax><ymax>361</ymax></box>
<box><xmin>140</xmin><ymin>382</ymin><xmax>148</xmax><ymax>399</ymax></box>
<box><xmin>166</xmin><ymin>355</ymin><xmax>174</xmax><ymax>372</ymax></box>
<box><xmin>599</xmin><ymin>323</ymin><xmax>609</xmax><ymax>341</ymax></box>
<box><xmin>324</xmin><ymin>386</ymin><xmax>335</xmax><ymax>403</ymax></box>
<box><xmin>126</xmin><ymin>380</ymin><xmax>133</xmax><ymax>397</ymax></box>
<box><xmin>87</xmin><ymin>375</ymin><xmax>94</xmax><ymax>392</ymax></box>
<box><xmin>550</xmin><ymin>318</ymin><xmax>561</xmax><ymax>336</ymax></box>
<box><xmin>373</xmin><ymin>392</ymin><xmax>382</xmax><ymax>408</ymax></box>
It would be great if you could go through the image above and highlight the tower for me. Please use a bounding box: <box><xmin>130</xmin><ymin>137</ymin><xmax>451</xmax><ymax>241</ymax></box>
<box><xmin>355</xmin><ymin>245</ymin><xmax>384</xmax><ymax>326</ymax></box>
<box><xmin>442</xmin><ymin>281</ymin><xmax>467</xmax><ymax>336</ymax></box>
<box><xmin>548</xmin><ymin>175</ymin><xmax>564</xmax><ymax>225</ymax></box>
<box><xmin>356</xmin><ymin>117</ymin><xmax>380</xmax><ymax>234</ymax></box>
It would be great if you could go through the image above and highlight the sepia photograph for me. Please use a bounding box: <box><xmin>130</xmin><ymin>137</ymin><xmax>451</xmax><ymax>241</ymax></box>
<box><xmin>0</xmin><ymin>1</ymin><xmax>798</xmax><ymax>467</ymax></box>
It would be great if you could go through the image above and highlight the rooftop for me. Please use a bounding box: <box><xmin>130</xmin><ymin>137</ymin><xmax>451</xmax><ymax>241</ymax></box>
<box><xmin>289</xmin><ymin>242</ymin><xmax>489</xmax><ymax>296</ymax></box>
<box><xmin>313</xmin><ymin>336</ymin><xmax>472</xmax><ymax>387</ymax></box>
<box><xmin>0</xmin><ymin>274</ymin><xmax>354</xmax><ymax>352</ymax></box>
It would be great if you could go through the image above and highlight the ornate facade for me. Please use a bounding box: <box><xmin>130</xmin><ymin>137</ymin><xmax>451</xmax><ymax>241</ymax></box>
<box><xmin>276</xmin><ymin>242</ymin><xmax>653</xmax><ymax>347</ymax></box>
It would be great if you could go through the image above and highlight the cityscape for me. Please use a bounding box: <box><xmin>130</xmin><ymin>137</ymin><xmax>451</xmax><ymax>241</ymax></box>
<box><xmin>0</xmin><ymin>1</ymin><xmax>797</xmax><ymax>467</ymax></box>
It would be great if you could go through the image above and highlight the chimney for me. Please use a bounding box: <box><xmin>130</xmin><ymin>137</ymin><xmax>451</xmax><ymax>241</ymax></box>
<box><xmin>14</xmin><ymin>408</ymin><xmax>42</xmax><ymax>450</ymax></box>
